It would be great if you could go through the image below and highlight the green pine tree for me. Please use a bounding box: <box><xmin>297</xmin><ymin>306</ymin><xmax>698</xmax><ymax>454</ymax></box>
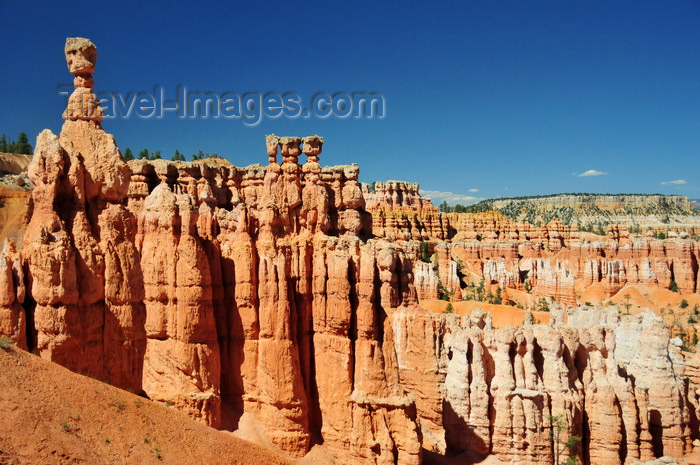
<box><xmin>0</xmin><ymin>134</ymin><xmax>7</xmax><ymax>152</ymax></box>
<box><xmin>123</xmin><ymin>148</ymin><xmax>134</xmax><ymax>161</ymax></box>
<box><xmin>172</xmin><ymin>150</ymin><xmax>185</xmax><ymax>161</ymax></box>
<box><xmin>419</xmin><ymin>241</ymin><xmax>431</xmax><ymax>263</ymax></box>
<box><xmin>138</xmin><ymin>148</ymin><xmax>149</xmax><ymax>160</ymax></box>
<box><xmin>15</xmin><ymin>132</ymin><xmax>32</xmax><ymax>154</ymax></box>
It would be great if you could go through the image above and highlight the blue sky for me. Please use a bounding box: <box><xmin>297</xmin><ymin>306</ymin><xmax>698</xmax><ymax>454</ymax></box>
<box><xmin>1</xmin><ymin>1</ymin><xmax>699</xmax><ymax>204</ymax></box>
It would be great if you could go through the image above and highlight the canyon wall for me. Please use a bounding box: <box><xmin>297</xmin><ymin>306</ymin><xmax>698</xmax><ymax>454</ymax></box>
<box><xmin>488</xmin><ymin>194</ymin><xmax>696</xmax><ymax>212</ymax></box>
<box><xmin>0</xmin><ymin>153</ymin><xmax>33</xmax><ymax>175</ymax></box>
<box><xmin>0</xmin><ymin>38</ymin><xmax>424</xmax><ymax>464</ymax></box>
<box><xmin>0</xmin><ymin>37</ymin><xmax>698</xmax><ymax>465</ymax></box>
<box><xmin>364</xmin><ymin>199</ymin><xmax>700</xmax><ymax>304</ymax></box>
<box><xmin>394</xmin><ymin>306</ymin><xmax>699</xmax><ymax>464</ymax></box>
<box><xmin>415</xmin><ymin>231</ymin><xmax>700</xmax><ymax>305</ymax></box>
<box><xmin>363</xmin><ymin>181</ymin><xmax>437</xmax><ymax>213</ymax></box>
<box><xmin>4</xmin><ymin>126</ymin><xmax>426</xmax><ymax>463</ymax></box>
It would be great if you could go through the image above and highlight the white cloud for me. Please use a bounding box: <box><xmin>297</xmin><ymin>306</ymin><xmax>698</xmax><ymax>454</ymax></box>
<box><xmin>421</xmin><ymin>189</ymin><xmax>482</xmax><ymax>205</ymax></box>
<box><xmin>660</xmin><ymin>179</ymin><xmax>687</xmax><ymax>185</ymax></box>
<box><xmin>575</xmin><ymin>169</ymin><xmax>608</xmax><ymax>177</ymax></box>
<box><xmin>468</xmin><ymin>188</ymin><xmax>479</xmax><ymax>193</ymax></box>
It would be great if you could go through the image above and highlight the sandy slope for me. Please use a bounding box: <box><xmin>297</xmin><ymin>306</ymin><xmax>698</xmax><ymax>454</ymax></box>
<box><xmin>0</xmin><ymin>346</ymin><xmax>291</xmax><ymax>465</ymax></box>
<box><xmin>421</xmin><ymin>299</ymin><xmax>551</xmax><ymax>327</ymax></box>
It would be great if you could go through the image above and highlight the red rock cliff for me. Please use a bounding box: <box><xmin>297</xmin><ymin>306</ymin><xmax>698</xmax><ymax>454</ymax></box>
<box><xmin>1</xmin><ymin>37</ymin><xmax>698</xmax><ymax>465</ymax></box>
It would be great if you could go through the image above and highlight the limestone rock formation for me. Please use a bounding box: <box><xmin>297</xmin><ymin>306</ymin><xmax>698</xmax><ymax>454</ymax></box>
<box><xmin>0</xmin><ymin>180</ymin><xmax>32</xmax><ymax>246</ymax></box>
<box><xmin>62</xmin><ymin>38</ymin><xmax>104</xmax><ymax>122</ymax></box>
<box><xmin>399</xmin><ymin>214</ymin><xmax>700</xmax><ymax>303</ymax></box>
<box><xmin>0</xmin><ymin>38</ymin><xmax>423</xmax><ymax>463</ymax></box>
<box><xmin>394</xmin><ymin>306</ymin><xmax>698</xmax><ymax>464</ymax></box>
<box><xmin>18</xmin><ymin>40</ymin><xmax>144</xmax><ymax>394</ymax></box>
<box><xmin>1</xmin><ymin>37</ymin><xmax>698</xmax><ymax>465</ymax></box>
<box><xmin>363</xmin><ymin>181</ymin><xmax>437</xmax><ymax>213</ymax></box>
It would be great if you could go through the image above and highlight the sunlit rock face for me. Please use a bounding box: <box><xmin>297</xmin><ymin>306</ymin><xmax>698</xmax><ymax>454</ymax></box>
<box><xmin>1</xmin><ymin>37</ymin><xmax>698</xmax><ymax>465</ymax></box>
<box><xmin>394</xmin><ymin>306</ymin><xmax>698</xmax><ymax>464</ymax></box>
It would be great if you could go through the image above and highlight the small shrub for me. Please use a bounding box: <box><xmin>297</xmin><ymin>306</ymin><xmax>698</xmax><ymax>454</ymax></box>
<box><xmin>670</xmin><ymin>280</ymin><xmax>679</xmax><ymax>293</ymax></box>
<box><xmin>419</xmin><ymin>241</ymin><xmax>430</xmax><ymax>263</ymax></box>
<box><xmin>0</xmin><ymin>337</ymin><xmax>12</xmax><ymax>350</ymax></box>
<box><xmin>680</xmin><ymin>299</ymin><xmax>689</xmax><ymax>309</ymax></box>
<box><xmin>437</xmin><ymin>280</ymin><xmax>453</xmax><ymax>301</ymax></box>
<box><xmin>110</xmin><ymin>399</ymin><xmax>125</xmax><ymax>411</ymax></box>
<box><xmin>550</xmin><ymin>414</ymin><xmax>581</xmax><ymax>465</ymax></box>
<box><xmin>61</xmin><ymin>422</ymin><xmax>70</xmax><ymax>432</ymax></box>
<box><xmin>443</xmin><ymin>303</ymin><xmax>454</xmax><ymax>314</ymax></box>
<box><xmin>493</xmin><ymin>287</ymin><xmax>503</xmax><ymax>305</ymax></box>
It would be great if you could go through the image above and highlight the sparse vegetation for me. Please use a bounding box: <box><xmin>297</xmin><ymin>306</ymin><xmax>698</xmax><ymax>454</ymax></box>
<box><xmin>0</xmin><ymin>337</ymin><xmax>12</xmax><ymax>350</ymax></box>
<box><xmin>476</xmin><ymin>279</ymin><xmax>485</xmax><ymax>302</ymax></box>
<box><xmin>443</xmin><ymin>302</ymin><xmax>454</xmax><ymax>314</ymax></box>
<box><xmin>0</xmin><ymin>132</ymin><xmax>33</xmax><ymax>154</ymax></box>
<box><xmin>549</xmin><ymin>414</ymin><xmax>581</xmax><ymax>465</ymax></box>
<box><xmin>122</xmin><ymin>147</ymin><xmax>218</xmax><ymax>162</ymax></box>
<box><xmin>458</xmin><ymin>194</ymin><xmax>699</xmax><ymax>228</ymax></box>
<box><xmin>110</xmin><ymin>399</ymin><xmax>126</xmax><ymax>411</ymax></box>
<box><xmin>623</xmin><ymin>293</ymin><xmax>632</xmax><ymax>315</ymax></box>
<box><xmin>191</xmin><ymin>150</ymin><xmax>219</xmax><ymax>161</ymax></box>
<box><xmin>670</xmin><ymin>280</ymin><xmax>679</xmax><ymax>293</ymax></box>
<box><xmin>493</xmin><ymin>286</ymin><xmax>503</xmax><ymax>305</ymax></box>
<box><xmin>525</xmin><ymin>312</ymin><xmax>540</xmax><ymax>325</ymax></box>
<box><xmin>437</xmin><ymin>276</ymin><xmax>453</xmax><ymax>301</ymax></box>
<box><xmin>419</xmin><ymin>241</ymin><xmax>430</xmax><ymax>263</ymax></box>
<box><xmin>536</xmin><ymin>297</ymin><xmax>550</xmax><ymax>312</ymax></box>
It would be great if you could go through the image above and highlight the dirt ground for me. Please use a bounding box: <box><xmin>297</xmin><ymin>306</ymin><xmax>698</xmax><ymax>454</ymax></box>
<box><xmin>421</xmin><ymin>283</ymin><xmax>700</xmax><ymax>342</ymax></box>
<box><xmin>0</xmin><ymin>346</ymin><xmax>291</xmax><ymax>465</ymax></box>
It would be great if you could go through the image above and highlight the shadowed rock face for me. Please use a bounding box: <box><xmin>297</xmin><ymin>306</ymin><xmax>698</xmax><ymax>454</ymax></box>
<box><xmin>125</xmin><ymin>150</ymin><xmax>422</xmax><ymax>462</ymax></box>
<box><xmin>1</xmin><ymin>37</ymin><xmax>699</xmax><ymax>465</ymax></box>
